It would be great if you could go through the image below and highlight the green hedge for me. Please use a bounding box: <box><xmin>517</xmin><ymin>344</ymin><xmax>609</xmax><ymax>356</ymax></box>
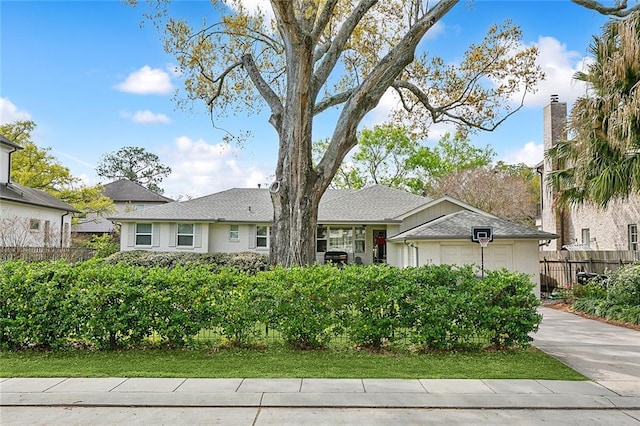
<box><xmin>572</xmin><ymin>264</ymin><xmax>640</xmax><ymax>325</ymax></box>
<box><xmin>0</xmin><ymin>260</ymin><xmax>540</xmax><ymax>351</ymax></box>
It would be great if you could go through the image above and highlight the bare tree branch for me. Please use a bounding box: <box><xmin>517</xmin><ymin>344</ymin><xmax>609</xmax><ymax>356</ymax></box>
<box><xmin>314</xmin><ymin>89</ymin><xmax>356</xmax><ymax>114</ymax></box>
<box><xmin>392</xmin><ymin>79</ymin><xmax>529</xmax><ymax>131</ymax></box>
<box><xmin>312</xmin><ymin>0</ymin><xmax>378</xmax><ymax>95</ymax></box>
<box><xmin>242</xmin><ymin>54</ymin><xmax>284</xmax><ymax>128</ymax></box>
<box><xmin>572</xmin><ymin>0</ymin><xmax>640</xmax><ymax>17</ymax></box>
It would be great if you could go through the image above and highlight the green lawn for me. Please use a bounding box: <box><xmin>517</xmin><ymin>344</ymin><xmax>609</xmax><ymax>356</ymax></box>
<box><xmin>0</xmin><ymin>346</ymin><xmax>585</xmax><ymax>380</ymax></box>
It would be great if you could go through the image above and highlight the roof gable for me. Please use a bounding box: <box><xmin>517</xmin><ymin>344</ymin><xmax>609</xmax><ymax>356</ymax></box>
<box><xmin>102</xmin><ymin>179</ymin><xmax>173</xmax><ymax>203</ymax></box>
<box><xmin>389</xmin><ymin>210</ymin><xmax>557</xmax><ymax>241</ymax></box>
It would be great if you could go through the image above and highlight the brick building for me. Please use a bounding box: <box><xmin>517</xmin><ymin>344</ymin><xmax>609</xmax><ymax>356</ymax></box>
<box><xmin>538</xmin><ymin>96</ymin><xmax>640</xmax><ymax>251</ymax></box>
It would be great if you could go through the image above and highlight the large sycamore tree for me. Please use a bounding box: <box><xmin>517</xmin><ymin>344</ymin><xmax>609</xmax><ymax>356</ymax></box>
<box><xmin>131</xmin><ymin>0</ymin><xmax>630</xmax><ymax>266</ymax></box>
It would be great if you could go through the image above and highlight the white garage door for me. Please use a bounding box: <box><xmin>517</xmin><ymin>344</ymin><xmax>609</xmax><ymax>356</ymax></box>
<box><xmin>441</xmin><ymin>244</ymin><xmax>513</xmax><ymax>271</ymax></box>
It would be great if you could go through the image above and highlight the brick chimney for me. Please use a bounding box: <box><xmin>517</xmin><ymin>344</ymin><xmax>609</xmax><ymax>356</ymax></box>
<box><xmin>541</xmin><ymin>95</ymin><xmax>568</xmax><ymax>249</ymax></box>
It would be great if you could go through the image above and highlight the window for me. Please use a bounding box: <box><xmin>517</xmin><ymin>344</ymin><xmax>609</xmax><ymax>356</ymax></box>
<box><xmin>629</xmin><ymin>224</ymin><xmax>638</xmax><ymax>251</ymax></box>
<box><xmin>229</xmin><ymin>224</ymin><xmax>239</xmax><ymax>241</ymax></box>
<box><xmin>355</xmin><ymin>226</ymin><xmax>366</xmax><ymax>253</ymax></box>
<box><xmin>329</xmin><ymin>227</ymin><xmax>353</xmax><ymax>252</ymax></box>
<box><xmin>581</xmin><ymin>228</ymin><xmax>590</xmax><ymax>246</ymax></box>
<box><xmin>177</xmin><ymin>223</ymin><xmax>194</xmax><ymax>246</ymax></box>
<box><xmin>316</xmin><ymin>226</ymin><xmax>327</xmax><ymax>252</ymax></box>
<box><xmin>135</xmin><ymin>204</ymin><xmax>145</xmax><ymax>211</ymax></box>
<box><xmin>29</xmin><ymin>219</ymin><xmax>40</xmax><ymax>231</ymax></box>
<box><xmin>316</xmin><ymin>226</ymin><xmax>366</xmax><ymax>253</ymax></box>
<box><xmin>256</xmin><ymin>225</ymin><xmax>270</xmax><ymax>248</ymax></box>
<box><xmin>135</xmin><ymin>223</ymin><xmax>152</xmax><ymax>246</ymax></box>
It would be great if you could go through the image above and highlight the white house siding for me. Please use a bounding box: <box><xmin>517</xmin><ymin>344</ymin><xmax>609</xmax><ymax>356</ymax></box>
<box><xmin>0</xmin><ymin>201</ymin><xmax>73</xmax><ymax>247</ymax></box>
<box><xmin>399</xmin><ymin>200</ymin><xmax>466</xmax><ymax>232</ymax></box>
<box><xmin>119</xmin><ymin>222</ymin><xmax>210</xmax><ymax>253</ymax></box>
<box><xmin>208</xmin><ymin>223</ymin><xmax>271</xmax><ymax>255</ymax></box>
<box><xmin>397</xmin><ymin>239</ymin><xmax>541</xmax><ymax>298</ymax></box>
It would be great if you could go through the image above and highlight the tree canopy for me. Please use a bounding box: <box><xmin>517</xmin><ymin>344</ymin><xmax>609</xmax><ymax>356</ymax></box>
<box><xmin>428</xmin><ymin>162</ymin><xmax>539</xmax><ymax>225</ymax></box>
<box><xmin>128</xmin><ymin>0</ymin><xmax>624</xmax><ymax>265</ymax></box>
<box><xmin>0</xmin><ymin>120</ymin><xmax>114</xmax><ymax>222</ymax></box>
<box><xmin>96</xmin><ymin>146</ymin><xmax>171</xmax><ymax>194</ymax></box>
<box><xmin>547</xmin><ymin>11</ymin><xmax>640</xmax><ymax>207</ymax></box>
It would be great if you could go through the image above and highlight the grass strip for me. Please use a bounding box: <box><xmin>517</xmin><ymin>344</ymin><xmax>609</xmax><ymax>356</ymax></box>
<box><xmin>0</xmin><ymin>346</ymin><xmax>585</xmax><ymax>380</ymax></box>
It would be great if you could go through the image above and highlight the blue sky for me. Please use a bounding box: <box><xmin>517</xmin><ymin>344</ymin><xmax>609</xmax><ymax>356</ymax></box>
<box><xmin>1</xmin><ymin>1</ymin><xmax>611</xmax><ymax>199</ymax></box>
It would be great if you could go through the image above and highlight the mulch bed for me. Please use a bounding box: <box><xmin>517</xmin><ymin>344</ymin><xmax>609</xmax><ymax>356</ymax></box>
<box><xmin>543</xmin><ymin>300</ymin><xmax>640</xmax><ymax>332</ymax></box>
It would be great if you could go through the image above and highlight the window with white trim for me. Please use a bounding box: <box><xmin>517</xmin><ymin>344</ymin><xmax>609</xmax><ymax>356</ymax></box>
<box><xmin>29</xmin><ymin>219</ymin><xmax>40</xmax><ymax>231</ymax></box>
<box><xmin>256</xmin><ymin>225</ymin><xmax>270</xmax><ymax>248</ymax></box>
<box><xmin>229</xmin><ymin>224</ymin><xmax>239</xmax><ymax>241</ymax></box>
<box><xmin>316</xmin><ymin>226</ymin><xmax>327</xmax><ymax>252</ymax></box>
<box><xmin>135</xmin><ymin>223</ymin><xmax>152</xmax><ymax>246</ymax></box>
<box><xmin>177</xmin><ymin>223</ymin><xmax>194</xmax><ymax>247</ymax></box>
<box><xmin>581</xmin><ymin>228</ymin><xmax>590</xmax><ymax>246</ymax></box>
<box><xmin>629</xmin><ymin>224</ymin><xmax>638</xmax><ymax>251</ymax></box>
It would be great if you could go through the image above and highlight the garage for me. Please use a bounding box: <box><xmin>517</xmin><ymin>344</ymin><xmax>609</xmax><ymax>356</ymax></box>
<box><xmin>441</xmin><ymin>243</ymin><xmax>513</xmax><ymax>271</ymax></box>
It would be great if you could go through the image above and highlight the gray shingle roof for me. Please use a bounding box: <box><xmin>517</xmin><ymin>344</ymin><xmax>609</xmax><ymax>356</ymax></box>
<box><xmin>389</xmin><ymin>210</ymin><xmax>557</xmax><ymax>241</ymax></box>
<box><xmin>0</xmin><ymin>135</ymin><xmax>23</xmax><ymax>150</ymax></box>
<box><xmin>102</xmin><ymin>179</ymin><xmax>173</xmax><ymax>203</ymax></box>
<box><xmin>318</xmin><ymin>185</ymin><xmax>431</xmax><ymax>222</ymax></box>
<box><xmin>0</xmin><ymin>182</ymin><xmax>80</xmax><ymax>213</ymax></box>
<box><xmin>108</xmin><ymin>185</ymin><xmax>428</xmax><ymax>223</ymax></box>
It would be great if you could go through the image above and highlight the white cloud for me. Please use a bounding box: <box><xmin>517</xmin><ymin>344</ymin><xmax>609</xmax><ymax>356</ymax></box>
<box><xmin>115</xmin><ymin>66</ymin><xmax>174</xmax><ymax>95</ymax></box>
<box><xmin>161</xmin><ymin>136</ymin><xmax>272</xmax><ymax>198</ymax></box>
<box><xmin>120</xmin><ymin>110</ymin><xmax>171</xmax><ymax>124</ymax></box>
<box><xmin>0</xmin><ymin>98</ymin><xmax>31</xmax><ymax>124</ymax></box>
<box><xmin>500</xmin><ymin>141</ymin><xmax>543</xmax><ymax>166</ymax></box>
<box><xmin>515</xmin><ymin>36</ymin><xmax>590</xmax><ymax>108</ymax></box>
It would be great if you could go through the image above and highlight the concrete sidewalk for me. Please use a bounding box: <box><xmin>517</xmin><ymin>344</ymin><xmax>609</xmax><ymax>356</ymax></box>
<box><xmin>2</xmin><ymin>377</ymin><xmax>638</xmax><ymax>409</ymax></box>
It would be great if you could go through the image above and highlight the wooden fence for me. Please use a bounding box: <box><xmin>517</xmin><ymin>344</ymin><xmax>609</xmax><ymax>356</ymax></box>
<box><xmin>539</xmin><ymin>250</ymin><xmax>640</xmax><ymax>294</ymax></box>
<box><xmin>0</xmin><ymin>247</ymin><xmax>95</xmax><ymax>263</ymax></box>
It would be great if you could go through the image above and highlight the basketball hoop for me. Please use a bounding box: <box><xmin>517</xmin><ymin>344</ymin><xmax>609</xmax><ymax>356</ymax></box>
<box><xmin>478</xmin><ymin>237</ymin><xmax>490</xmax><ymax>248</ymax></box>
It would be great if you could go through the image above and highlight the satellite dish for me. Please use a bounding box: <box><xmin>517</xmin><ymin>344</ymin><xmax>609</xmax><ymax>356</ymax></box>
<box><xmin>269</xmin><ymin>181</ymin><xmax>280</xmax><ymax>193</ymax></box>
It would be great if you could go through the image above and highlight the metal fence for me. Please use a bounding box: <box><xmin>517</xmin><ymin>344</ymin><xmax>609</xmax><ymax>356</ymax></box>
<box><xmin>539</xmin><ymin>250</ymin><xmax>640</xmax><ymax>294</ymax></box>
<box><xmin>0</xmin><ymin>246</ymin><xmax>95</xmax><ymax>263</ymax></box>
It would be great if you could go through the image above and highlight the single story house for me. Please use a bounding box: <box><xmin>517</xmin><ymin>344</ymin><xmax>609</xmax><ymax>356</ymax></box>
<box><xmin>109</xmin><ymin>185</ymin><xmax>556</xmax><ymax>297</ymax></box>
<box><xmin>72</xmin><ymin>178</ymin><xmax>172</xmax><ymax>237</ymax></box>
<box><xmin>0</xmin><ymin>135</ymin><xmax>79</xmax><ymax>247</ymax></box>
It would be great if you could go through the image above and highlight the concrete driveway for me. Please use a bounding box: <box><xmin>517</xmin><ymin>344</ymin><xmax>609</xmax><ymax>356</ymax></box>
<box><xmin>533</xmin><ymin>306</ymin><xmax>640</xmax><ymax>396</ymax></box>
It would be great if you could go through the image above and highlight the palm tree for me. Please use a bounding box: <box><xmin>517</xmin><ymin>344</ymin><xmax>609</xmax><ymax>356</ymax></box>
<box><xmin>548</xmin><ymin>12</ymin><xmax>640</xmax><ymax>207</ymax></box>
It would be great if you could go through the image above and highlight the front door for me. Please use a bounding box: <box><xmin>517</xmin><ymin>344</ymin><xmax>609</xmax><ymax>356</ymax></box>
<box><xmin>373</xmin><ymin>229</ymin><xmax>387</xmax><ymax>263</ymax></box>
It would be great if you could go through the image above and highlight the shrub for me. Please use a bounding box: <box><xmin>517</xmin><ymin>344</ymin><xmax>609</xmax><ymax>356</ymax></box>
<box><xmin>85</xmin><ymin>233</ymin><xmax>120</xmax><ymax>259</ymax></box>
<box><xmin>73</xmin><ymin>263</ymin><xmax>152</xmax><ymax>349</ymax></box>
<box><xmin>341</xmin><ymin>264</ymin><xmax>404</xmax><ymax>349</ymax></box>
<box><xmin>0</xmin><ymin>261</ymin><xmax>79</xmax><ymax>349</ymax></box>
<box><xmin>261</xmin><ymin>266</ymin><xmax>347</xmax><ymax>349</ymax></box>
<box><xmin>475</xmin><ymin>269</ymin><xmax>541</xmax><ymax>348</ymax></box>
<box><xmin>102</xmin><ymin>251</ymin><xmax>268</xmax><ymax>273</ymax></box>
<box><xmin>399</xmin><ymin>265</ymin><xmax>480</xmax><ymax>351</ymax></box>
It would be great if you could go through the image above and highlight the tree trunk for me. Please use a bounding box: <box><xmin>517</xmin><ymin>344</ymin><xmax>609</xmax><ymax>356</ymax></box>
<box><xmin>269</xmin><ymin>32</ymin><xmax>325</xmax><ymax>267</ymax></box>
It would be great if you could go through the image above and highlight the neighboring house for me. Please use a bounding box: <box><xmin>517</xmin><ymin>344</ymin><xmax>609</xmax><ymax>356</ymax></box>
<box><xmin>72</xmin><ymin>178</ymin><xmax>172</xmax><ymax>237</ymax></box>
<box><xmin>0</xmin><ymin>135</ymin><xmax>79</xmax><ymax>247</ymax></box>
<box><xmin>538</xmin><ymin>96</ymin><xmax>640</xmax><ymax>251</ymax></box>
<box><xmin>109</xmin><ymin>184</ymin><xmax>556</xmax><ymax>297</ymax></box>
